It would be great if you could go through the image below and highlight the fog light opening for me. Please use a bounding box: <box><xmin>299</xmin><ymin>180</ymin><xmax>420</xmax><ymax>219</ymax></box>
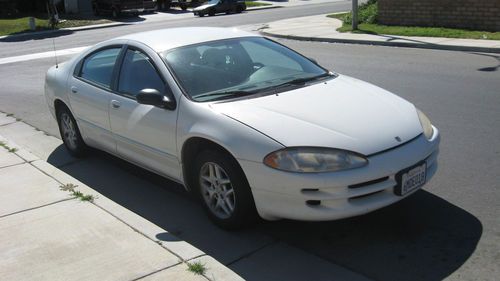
<box><xmin>306</xmin><ymin>200</ymin><xmax>321</xmax><ymax>206</ymax></box>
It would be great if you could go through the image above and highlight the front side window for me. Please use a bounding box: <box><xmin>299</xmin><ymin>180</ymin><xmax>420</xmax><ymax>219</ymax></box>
<box><xmin>118</xmin><ymin>49</ymin><xmax>165</xmax><ymax>98</ymax></box>
<box><xmin>162</xmin><ymin>37</ymin><xmax>330</xmax><ymax>102</ymax></box>
<box><xmin>79</xmin><ymin>47</ymin><xmax>121</xmax><ymax>89</ymax></box>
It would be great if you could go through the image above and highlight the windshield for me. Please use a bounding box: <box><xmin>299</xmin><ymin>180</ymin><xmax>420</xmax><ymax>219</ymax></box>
<box><xmin>162</xmin><ymin>37</ymin><xmax>331</xmax><ymax>102</ymax></box>
<box><xmin>206</xmin><ymin>0</ymin><xmax>219</xmax><ymax>4</ymax></box>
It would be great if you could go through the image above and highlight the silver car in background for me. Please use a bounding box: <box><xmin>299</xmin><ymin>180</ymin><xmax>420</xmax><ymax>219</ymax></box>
<box><xmin>45</xmin><ymin>28</ymin><xmax>440</xmax><ymax>229</ymax></box>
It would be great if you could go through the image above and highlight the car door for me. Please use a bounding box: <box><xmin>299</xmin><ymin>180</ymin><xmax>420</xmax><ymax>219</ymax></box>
<box><xmin>69</xmin><ymin>46</ymin><xmax>123</xmax><ymax>153</ymax></box>
<box><xmin>218</xmin><ymin>0</ymin><xmax>229</xmax><ymax>12</ymax></box>
<box><xmin>109</xmin><ymin>46</ymin><xmax>180</xmax><ymax>180</ymax></box>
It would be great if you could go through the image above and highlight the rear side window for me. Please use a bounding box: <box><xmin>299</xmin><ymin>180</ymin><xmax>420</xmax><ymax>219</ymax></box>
<box><xmin>118</xmin><ymin>49</ymin><xmax>164</xmax><ymax>98</ymax></box>
<box><xmin>79</xmin><ymin>48</ymin><xmax>121</xmax><ymax>89</ymax></box>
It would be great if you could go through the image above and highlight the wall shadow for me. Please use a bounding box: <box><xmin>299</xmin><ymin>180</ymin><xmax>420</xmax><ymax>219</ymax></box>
<box><xmin>48</xmin><ymin>146</ymin><xmax>482</xmax><ymax>281</ymax></box>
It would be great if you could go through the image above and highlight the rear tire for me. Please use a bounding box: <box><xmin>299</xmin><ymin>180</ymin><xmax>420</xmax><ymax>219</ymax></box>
<box><xmin>57</xmin><ymin>105</ymin><xmax>88</xmax><ymax>158</ymax></box>
<box><xmin>193</xmin><ymin>150</ymin><xmax>258</xmax><ymax>229</ymax></box>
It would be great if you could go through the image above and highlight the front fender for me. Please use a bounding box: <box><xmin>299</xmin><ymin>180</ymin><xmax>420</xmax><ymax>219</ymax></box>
<box><xmin>177</xmin><ymin>98</ymin><xmax>284</xmax><ymax>163</ymax></box>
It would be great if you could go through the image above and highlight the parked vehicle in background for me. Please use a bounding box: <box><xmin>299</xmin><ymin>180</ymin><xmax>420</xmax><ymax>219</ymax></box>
<box><xmin>92</xmin><ymin>0</ymin><xmax>144</xmax><ymax>18</ymax></box>
<box><xmin>157</xmin><ymin>0</ymin><xmax>201</xmax><ymax>11</ymax></box>
<box><xmin>193</xmin><ymin>0</ymin><xmax>246</xmax><ymax>16</ymax></box>
<box><xmin>143</xmin><ymin>0</ymin><xmax>158</xmax><ymax>13</ymax></box>
<box><xmin>176</xmin><ymin>0</ymin><xmax>201</xmax><ymax>10</ymax></box>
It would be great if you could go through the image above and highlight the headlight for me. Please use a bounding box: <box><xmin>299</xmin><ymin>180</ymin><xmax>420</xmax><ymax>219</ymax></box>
<box><xmin>263</xmin><ymin>147</ymin><xmax>368</xmax><ymax>173</ymax></box>
<box><xmin>417</xmin><ymin>109</ymin><xmax>434</xmax><ymax>140</ymax></box>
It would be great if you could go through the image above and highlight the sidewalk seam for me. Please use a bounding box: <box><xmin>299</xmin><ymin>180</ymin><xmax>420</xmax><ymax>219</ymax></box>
<box><xmin>130</xmin><ymin>261</ymin><xmax>185</xmax><ymax>281</ymax></box>
<box><xmin>0</xmin><ymin>198</ymin><xmax>74</xmax><ymax>219</ymax></box>
<box><xmin>0</xmin><ymin>161</ymin><xmax>28</xmax><ymax>170</ymax></box>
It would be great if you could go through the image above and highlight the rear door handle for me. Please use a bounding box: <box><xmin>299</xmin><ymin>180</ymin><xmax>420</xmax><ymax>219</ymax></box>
<box><xmin>111</xmin><ymin>100</ymin><xmax>121</xmax><ymax>109</ymax></box>
<box><xmin>70</xmin><ymin>86</ymin><xmax>78</xmax><ymax>93</ymax></box>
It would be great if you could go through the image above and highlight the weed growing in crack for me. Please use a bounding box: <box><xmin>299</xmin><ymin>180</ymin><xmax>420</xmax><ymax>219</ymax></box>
<box><xmin>187</xmin><ymin>261</ymin><xmax>206</xmax><ymax>275</ymax></box>
<box><xmin>0</xmin><ymin>141</ymin><xmax>18</xmax><ymax>153</ymax></box>
<box><xmin>59</xmin><ymin>183</ymin><xmax>95</xmax><ymax>202</ymax></box>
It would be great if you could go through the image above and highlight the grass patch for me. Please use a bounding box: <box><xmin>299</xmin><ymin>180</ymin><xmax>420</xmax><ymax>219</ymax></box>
<box><xmin>0</xmin><ymin>16</ymin><xmax>49</xmax><ymax>36</ymax></box>
<box><xmin>245</xmin><ymin>1</ymin><xmax>272</xmax><ymax>8</ymax></box>
<box><xmin>0</xmin><ymin>16</ymin><xmax>111</xmax><ymax>36</ymax></box>
<box><xmin>336</xmin><ymin>23</ymin><xmax>500</xmax><ymax>40</ymax></box>
<box><xmin>187</xmin><ymin>261</ymin><xmax>206</xmax><ymax>275</ymax></box>
<box><xmin>0</xmin><ymin>141</ymin><xmax>18</xmax><ymax>153</ymax></box>
<box><xmin>59</xmin><ymin>183</ymin><xmax>95</xmax><ymax>202</ymax></box>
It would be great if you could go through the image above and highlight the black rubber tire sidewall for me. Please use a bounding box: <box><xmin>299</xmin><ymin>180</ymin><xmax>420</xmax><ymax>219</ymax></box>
<box><xmin>194</xmin><ymin>150</ymin><xmax>257</xmax><ymax>230</ymax></box>
<box><xmin>57</xmin><ymin>106</ymin><xmax>87</xmax><ymax>158</ymax></box>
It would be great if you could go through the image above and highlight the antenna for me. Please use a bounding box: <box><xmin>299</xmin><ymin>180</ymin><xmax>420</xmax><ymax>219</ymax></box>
<box><xmin>52</xmin><ymin>38</ymin><xmax>58</xmax><ymax>68</ymax></box>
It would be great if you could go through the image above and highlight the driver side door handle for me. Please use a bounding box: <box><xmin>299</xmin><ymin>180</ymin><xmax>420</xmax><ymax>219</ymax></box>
<box><xmin>111</xmin><ymin>100</ymin><xmax>121</xmax><ymax>109</ymax></box>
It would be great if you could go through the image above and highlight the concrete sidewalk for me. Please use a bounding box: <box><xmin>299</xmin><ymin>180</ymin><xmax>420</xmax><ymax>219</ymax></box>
<box><xmin>261</xmin><ymin>14</ymin><xmax>500</xmax><ymax>53</ymax></box>
<box><xmin>0</xmin><ymin>113</ymin><xmax>242</xmax><ymax>281</ymax></box>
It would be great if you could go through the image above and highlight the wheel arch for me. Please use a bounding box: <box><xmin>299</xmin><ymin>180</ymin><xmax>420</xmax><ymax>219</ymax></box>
<box><xmin>54</xmin><ymin>98</ymin><xmax>69</xmax><ymax>117</ymax></box>
<box><xmin>180</xmin><ymin>136</ymin><xmax>247</xmax><ymax>192</ymax></box>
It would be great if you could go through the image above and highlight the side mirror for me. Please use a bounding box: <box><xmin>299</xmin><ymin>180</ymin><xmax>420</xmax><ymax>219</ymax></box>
<box><xmin>136</xmin><ymin>88</ymin><xmax>176</xmax><ymax>110</ymax></box>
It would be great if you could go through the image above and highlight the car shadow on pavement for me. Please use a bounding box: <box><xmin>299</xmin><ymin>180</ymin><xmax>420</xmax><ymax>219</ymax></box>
<box><xmin>0</xmin><ymin>29</ymin><xmax>74</xmax><ymax>43</ymax></box>
<box><xmin>49</xmin><ymin>146</ymin><xmax>482</xmax><ymax>281</ymax></box>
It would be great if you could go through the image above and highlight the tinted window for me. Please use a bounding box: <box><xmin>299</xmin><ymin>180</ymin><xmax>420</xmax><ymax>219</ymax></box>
<box><xmin>118</xmin><ymin>49</ymin><xmax>164</xmax><ymax>98</ymax></box>
<box><xmin>80</xmin><ymin>48</ymin><xmax>121</xmax><ymax>89</ymax></box>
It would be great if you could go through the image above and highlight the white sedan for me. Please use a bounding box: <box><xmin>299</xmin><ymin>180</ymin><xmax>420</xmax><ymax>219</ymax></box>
<box><xmin>45</xmin><ymin>27</ymin><xmax>440</xmax><ymax>229</ymax></box>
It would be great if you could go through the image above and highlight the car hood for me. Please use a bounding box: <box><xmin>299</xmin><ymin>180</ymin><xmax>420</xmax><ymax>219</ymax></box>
<box><xmin>210</xmin><ymin>75</ymin><xmax>423</xmax><ymax>156</ymax></box>
<box><xmin>194</xmin><ymin>4</ymin><xmax>215</xmax><ymax>11</ymax></box>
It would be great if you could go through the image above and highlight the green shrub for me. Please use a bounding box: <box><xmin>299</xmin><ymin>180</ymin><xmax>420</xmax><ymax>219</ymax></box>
<box><xmin>342</xmin><ymin>0</ymin><xmax>378</xmax><ymax>25</ymax></box>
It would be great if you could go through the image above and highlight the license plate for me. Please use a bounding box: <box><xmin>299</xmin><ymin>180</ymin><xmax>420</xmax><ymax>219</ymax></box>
<box><xmin>395</xmin><ymin>161</ymin><xmax>427</xmax><ymax>196</ymax></box>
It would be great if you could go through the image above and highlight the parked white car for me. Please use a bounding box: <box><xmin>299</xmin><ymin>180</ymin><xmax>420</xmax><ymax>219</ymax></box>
<box><xmin>45</xmin><ymin>27</ymin><xmax>440</xmax><ymax>229</ymax></box>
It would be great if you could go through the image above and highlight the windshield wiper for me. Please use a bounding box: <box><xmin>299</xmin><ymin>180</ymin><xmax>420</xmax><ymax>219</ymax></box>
<box><xmin>283</xmin><ymin>72</ymin><xmax>334</xmax><ymax>85</ymax></box>
<box><xmin>194</xmin><ymin>90</ymin><xmax>256</xmax><ymax>101</ymax></box>
<box><xmin>259</xmin><ymin>73</ymin><xmax>333</xmax><ymax>94</ymax></box>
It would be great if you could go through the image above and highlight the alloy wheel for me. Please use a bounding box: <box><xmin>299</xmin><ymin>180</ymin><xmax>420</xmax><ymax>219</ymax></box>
<box><xmin>60</xmin><ymin>113</ymin><xmax>78</xmax><ymax>151</ymax></box>
<box><xmin>199</xmin><ymin>162</ymin><xmax>236</xmax><ymax>219</ymax></box>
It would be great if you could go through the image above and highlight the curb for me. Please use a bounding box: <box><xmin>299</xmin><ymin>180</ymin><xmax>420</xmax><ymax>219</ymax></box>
<box><xmin>260</xmin><ymin>31</ymin><xmax>500</xmax><ymax>54</ymax></box>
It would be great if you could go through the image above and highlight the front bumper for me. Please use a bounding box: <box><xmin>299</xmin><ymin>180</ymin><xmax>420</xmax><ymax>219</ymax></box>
<box><xmin>239</xmin><ymin>126</ymin><xmax>440</xmax><ymax>221</ymax></box>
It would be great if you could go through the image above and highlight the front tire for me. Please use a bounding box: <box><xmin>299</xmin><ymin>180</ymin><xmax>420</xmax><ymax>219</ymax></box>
<box><xmin>194</xmin><ymin>150</ymin><xmax>257</xmax><ymax>229</ymax></box>
<box><xmin>57</xmin><ymin>106</ymin><xmax>87</xmax><ymax>157</ymax></box>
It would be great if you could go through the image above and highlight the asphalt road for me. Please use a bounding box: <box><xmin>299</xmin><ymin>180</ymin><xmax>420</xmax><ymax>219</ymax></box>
<box><xmin>1</xmin><ymin>3</ymin><xmax>500</xmax><ymax>281</ymax></box>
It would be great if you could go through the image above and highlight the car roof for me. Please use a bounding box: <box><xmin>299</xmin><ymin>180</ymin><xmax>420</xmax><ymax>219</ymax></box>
<box><xmin>116</xmin><ymin>27</ymin><xmax>259</xmax><ymax>52</ymax></box>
